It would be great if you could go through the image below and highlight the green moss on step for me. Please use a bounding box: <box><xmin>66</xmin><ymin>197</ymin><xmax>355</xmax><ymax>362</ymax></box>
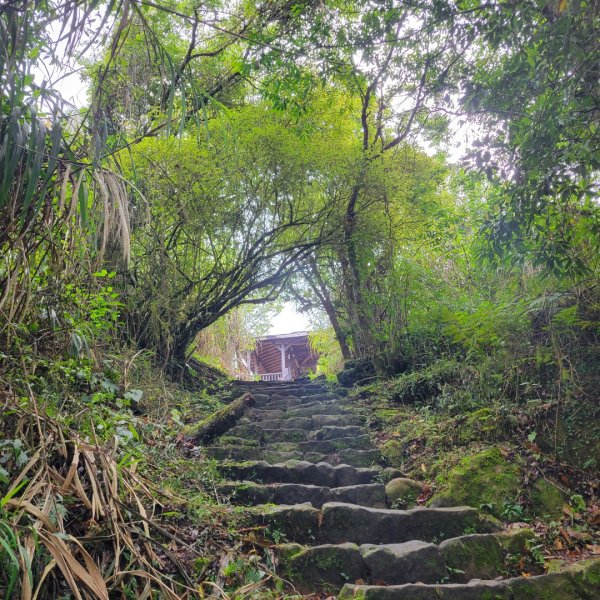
<box><xmin>441</xmin><ymin>535</ymin><xmax>506</xmax><ymax>582</ymax></box>
<box><xmin>381</xmin><ymin>439</ymin><xmax>404</xmax><ymax>467</ymax></box>
<box><xmin>529</xmin><ymin>479</ymin><xmax>566</xmax><ymax>519</ymax></box>
<box><xmin>429</xmin><ymin>447</ymin><xmax>522</xmax><ymax>518</ymax></box>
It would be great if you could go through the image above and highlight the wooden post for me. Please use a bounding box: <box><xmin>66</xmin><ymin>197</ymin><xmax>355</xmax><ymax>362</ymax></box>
<box><xmin>280</xmin><ymin>343</ymin><xmax>286</xmax><ymax>380</ymax></box>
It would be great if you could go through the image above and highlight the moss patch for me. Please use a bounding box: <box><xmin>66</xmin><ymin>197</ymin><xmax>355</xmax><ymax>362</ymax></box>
<box><xmin>440</xmin><ymin>534</ymin><xmax>506</xmax><ymax>582</ymax></box>
<box><xmin>381</xmin><ymin>439</ymin><xmax>404</xmax><ymax>467</ymax></box>
<box><xmin>529</xmin><ymin>479</ymin><xmax>566</xmax><ymax>519</ymax></box>
<box><xmin>429</xmin><ymin>447</ymin><xmax>522</xmax><ymax>517</ymax></box>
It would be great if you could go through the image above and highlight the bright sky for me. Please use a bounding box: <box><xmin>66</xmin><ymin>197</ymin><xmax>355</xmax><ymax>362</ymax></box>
<box><xmin>268</xmin><ymin>303</ymin><xmax>312</xmax><ymax>335</ymax></box>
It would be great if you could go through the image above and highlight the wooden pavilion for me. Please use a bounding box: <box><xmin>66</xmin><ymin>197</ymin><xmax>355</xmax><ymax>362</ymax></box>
<box><xmin>238</xmin><ymin>332</ymin><xmax>318</xmax><ymax>381</ymax></box>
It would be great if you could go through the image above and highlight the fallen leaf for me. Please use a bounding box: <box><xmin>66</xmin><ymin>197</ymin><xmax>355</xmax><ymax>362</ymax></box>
<box><xmin>554</xmin><ymin>538</ymin><xmax>564</xmax><ymax>550</ymax></box>
<box><xmin>559</xmin><ymin>528</ymin><xmax>572</xmax><ymax>543</ymax></box>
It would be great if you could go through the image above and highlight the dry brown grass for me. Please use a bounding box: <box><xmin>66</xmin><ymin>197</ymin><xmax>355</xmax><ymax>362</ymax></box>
<box><xmin>0</xmin><ymin>388</ymin><xmax>201</xmax><ymax>599</ymax></box>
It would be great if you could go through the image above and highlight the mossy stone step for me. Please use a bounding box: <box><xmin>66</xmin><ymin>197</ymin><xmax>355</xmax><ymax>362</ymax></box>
<box><xmin>439</xmin><ymin>530</ymin><xmax>529</xmax><ymax>583</ymax></box>
<box><xmin>338</xmin><ymin>557</ymin><xmax>600</xmax><ymax>599</ymax></box>
<box><xmin>311</xmin><ymin>414</ymin><xmax>363</xmax><ymax>427</ymax></box>
<box><xmin>207</xmin><ymin>446</ymin><xmax>382</xmax><ymax>468</ymax></box>
<box><xmin>255</xmin><ymin>397</ymin><xmax>339</xmax><ymax>410</ymax></box>
<box><xmin>308</xmin><ymin>425</ymin><xmax>368</xmax><ymax>440</ymax></box>
<box><xmin>250</xmin><ymin>404</ymin><xmax>347</xmax><ymax>419</ymax></box>
<box><xmin>218</xmin><ymin>481</ymin><xmax>386</xmax><ymax>508</ymax></box>
<box><xmin>205</xmin><ymin>446</ymin><xmax>264</xmax><ymax>461</ymax></box>
<box><xmin>316</xmin><ymin>448</ymin><xmax>382</xmax><ymax>468</ymax></box>
<box><xmin>213</xmin><ymin>435</ymin><xmax>260</xmax><ymax>448</ymax></box>
<box><xmin>278</xmin><ymin>543</ymin><xmax>364</xmax><ymax>594</ymax></box>
<box><xmin>244</xmin><ymin>416</ymin><xmax>313</xmax><ymax>430</ymax></box>
<box><xmin>219</xmin><ymin>460</ymin><xmax>397</xmax><ymax>488</ymax></box>
<box><xmin>232</xmin><ymin>381</ymin><xmax>327</xmax><ymax>391</ymax></box>
<box><xmin>269</xmin><ymin>392</ymin><xmax>338</xmax><ymax>402</ymax></box>
<box><xmin>219</xmin><ymin>481</ymin><xmax>331</xmax><ymax>507</ymax></box>
<box><xmin>262</xmin><ymin>449</ymin><xmax>308</xmax><ymax>463</ymax></box>
<box><xmin>226</xmin><ymin>425</ymin><xmax>308</xmax><ymax>442</ymax></box>
<box><xmin>227</xmin><ymin>423</ymin><xmax>370</xmax><ymax>443</ymax></box>
<box><xmin>360</xmin><ymin>541</ymin><xmax>445</xmax><ymax>585</ymax></box>
<box><xmin>294</xmin><ymin>435</ymin><xmax>375</xmax><ymax>453</ymax></box>
<box><xmin>257</xmin><ymin>502</ymin><xmax>486</xmax><ymax>545</ymax></box>
<box><xmin>339</xmin><ymin>580</ymin><xmax>511</xmax><ymax>599</ymax></box>
<box><xmin>278</xmin><ymin>540</ymin><xmax>443</xmax><ymax>593</ymax></box>
<box><xmin>233</xmin><ymin>386</ymin><xmax>327</xmax><ymax>397</ymax></box>
<box><xmin>258</xmin><ymin>449</ymin><xmax>379</xmax><ymax>468</ymax></box>
<box><xmin>277</xmin><ymin>531</ymin><xmax>536</xmax><ymax>591</ymax></box>
<box><xmin>241</xmin><ymin>415</ymin><xmax>363</xmax><ymax>430</ymax></box>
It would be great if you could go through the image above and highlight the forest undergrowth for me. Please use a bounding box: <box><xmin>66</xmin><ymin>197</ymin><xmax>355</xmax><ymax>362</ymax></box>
<box><xmin>1</xmin><ymin>0</ymin><xmax>599</xmax><ymax>597</ymax></box>
<box><xmin>0</xmin><ymin>349</ymin><xmax>307</xmax><ymax>599</ymax></box>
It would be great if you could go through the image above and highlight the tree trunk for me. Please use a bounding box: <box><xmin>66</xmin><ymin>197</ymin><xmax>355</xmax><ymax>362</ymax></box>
<box><xmin>183</xmin><ymin>392</ymin><xmax>255</xmax><ymax>444</ymax></box>
<box><xmin>307</xmin><ymin>256</ymin><xmax>352</xmax><ymax>360</ymax></box>
<box><xmin>343</xmin><ymin>181</ymin><xmax>378</xmax><ymax>360</ymax></box>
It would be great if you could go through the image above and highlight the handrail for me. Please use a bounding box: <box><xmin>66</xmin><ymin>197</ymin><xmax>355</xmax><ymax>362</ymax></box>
<box><xmin>260</xmin><ymin>372</ymin><xmax>283</xmax><ymax>381</ymax></box>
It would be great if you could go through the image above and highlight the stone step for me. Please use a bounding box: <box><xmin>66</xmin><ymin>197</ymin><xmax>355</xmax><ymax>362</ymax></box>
<box><xmin>338</xmin><ymin>557</ymin><xmax>600</xmax><ymax>599</ymax></box>
<box><xmin>278</xmin><ymin>543</ymin><xmax>364</xmax><ymax>593</ymax></box>
<box><xmin>227</xmin><ymin>423</ymin><xmax>370</xmax><ymax>443</ymax></box>
<box><xmin>293</xmin><ymin>435</ymin><xmax>375</xmax><ymax>453</ymax></box>
<box><xmin>279</xmin><ymin>449</ymin><xmax>366</xmax><ymax>467</ymax></box>
<box><xmin>262</xmin><ymin>450</ymin><xmax>307</xmax><ymax>463</ymax></box>
<box><xmin>232</xmin><ymin>379</ymin><xmax>327</xmax><ymax>389</ymax></box>
<box><xmin>250</xmin><ymin>404</ymin><xmax>348</xmax><ymax>419</ymax></box>
<box><xmin>226</xmin><ymin>425</ymin><xmax>308</xmax><ymax>442</ymax></box>
<box><xmin>245</xmin><ymin>416</ymin><xmax>313</xmax><ymax>430</ymax></box>
<box><xmin>276</xmin><ymin>530</ymin><xmax>535</xmax><ymax>593</ymax></box>
<box><xmin>232</xmin><ymin>385</ymin><xmax>328</xmax><ymax>397</ymax></box>
<box><xmin>218</xmin><ymin>481</ymin><xmax>386</xmax><ymax>508</ymax></box>
<box><xmin>254</xmin><ymin>397</ymin><xmax>339</xmax><ymax>410</ymax></box>
<box><xmin>218</xmin><ymin>460</ymin><xmax>399</xmax><ymax>487</ymax></box>
<box><xmin>206</xmin><ymin>446</ymin><xmax>382</xmax><ymax>468</ymax></box>
<box><xmin>205</xmin><ymin>446</ymin><xmax>264</xmax><ymax>461</ymax></box>
<box><xmin>310</xmin><ymin>414</ymin><xmax>363</xmax><ymax>427</ymax></box>
<box><xmin>257</xmin><ymin>502</ymin><xmax>486</xmax><ymax>545</ymax></box>
<box><xmin>316</xmin><ymin>448</ymin><xmax>382</xmax><ymax>467</ymax></box>
<box><xmin>270</xmin><ymin>392</ymin><xmax>338</xmax><ymax>402</ymax></box>
<box><xmin>308</xmin><ymin>425</ymin><xmax>368</xmax><ymax>440</ymax></box>
<box><xmin>240</xmin><ymin>414</ymin><xmax>363</xmax><ymax>430</ymax></box>
<box><xmin>213</xmin><ymin>436</ymin><xmax>260</xmax><ymax>448</ymax></box>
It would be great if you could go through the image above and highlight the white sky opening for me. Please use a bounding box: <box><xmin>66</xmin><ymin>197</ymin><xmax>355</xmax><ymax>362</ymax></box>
<box><xmin>268</xmin><ymin>303</ymin><xmax>312</xmax><ymax>335</ymax></box>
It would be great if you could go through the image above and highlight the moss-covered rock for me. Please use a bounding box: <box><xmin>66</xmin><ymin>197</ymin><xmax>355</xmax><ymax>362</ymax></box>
<box><xmin>429</xmin><ymin>447</ymin><xmax>522</xmax><ymax>517</ymax></box>
<box><xmin>566</xmin><ymin>558</ymin><xmax>600</xmax><ymax>596</ymax></box>
<box><xmin>338</xmin><ymin>358</ymin><xmax>376</xmax><ymax>387</ymax></box>
<box><xmin>529</xmin><ymin>479</ymin><xmax>566</xmax><ymax>519</ymax></box>
<box><xmin>385</xmin><ymin>478</ymin><xmax>423</xmax><ymax>508</ymax></box>
<box><xmin>279</xmin><ymin>543</ymin><xmax>365</xmax><ymax>593</ymax></box>
<box><xmin>381</xmin><ymin>439</ymin><xmax>404</xmax><ymax>467</ymax></box>
<box><xmin>496</xmin><ymin>528</ymin><xmax>534</xmax><ymax>555</ymax></box>
<box><xmin>458</xmin><ymin>407</ymin><xmax>499</xmax><ymax>442</ymax></box>
<box><xmin>438</xmin><ymin>531</ymin><xmax>532</xmax><ymax>582</ymax></box>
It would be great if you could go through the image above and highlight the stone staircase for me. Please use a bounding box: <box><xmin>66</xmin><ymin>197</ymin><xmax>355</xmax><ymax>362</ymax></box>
<box><xmin>205</xmin><ymin>380</ymin><xmax>600</xmax><ymax>599</ymax></box>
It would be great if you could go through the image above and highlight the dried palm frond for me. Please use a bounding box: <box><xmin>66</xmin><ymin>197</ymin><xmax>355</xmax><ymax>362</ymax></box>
<box><xmin>0</xmin><ymin>390</ymin><xmax>200</xmax><ymax>599</ymax></box>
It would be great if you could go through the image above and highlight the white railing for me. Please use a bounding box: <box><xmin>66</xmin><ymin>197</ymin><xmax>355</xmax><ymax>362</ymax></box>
<box><xmin>260</xmin><ymin>372</ymin><xmax>283</xmax><ymax>381</ymax></box>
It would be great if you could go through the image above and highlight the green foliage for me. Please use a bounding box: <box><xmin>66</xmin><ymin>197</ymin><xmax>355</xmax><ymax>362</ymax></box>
<box><xmin>459</xmin><ymin>0</ymin><xmax>600</xmax><ymax>273</ymax></box>
<box><xmin>382</xmin><ymin>359</ymin><xmax>460</xmax><ymax>405</ymax></box>
<box><xmin>309</xmin><ymin>328</ymin><xmax>344</xmax><ymax>380</ymax></box>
